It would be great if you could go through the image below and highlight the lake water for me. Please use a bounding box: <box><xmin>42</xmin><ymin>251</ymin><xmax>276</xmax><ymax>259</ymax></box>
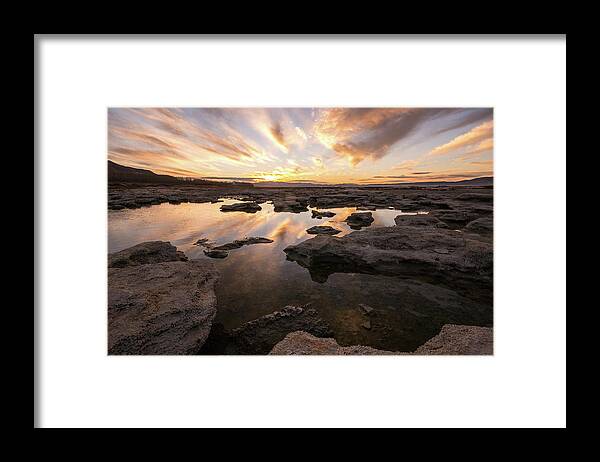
<box><xmin>108</xmin><ymin>199</ymin><xmax>491</xmax><ymax>352</ymax></box>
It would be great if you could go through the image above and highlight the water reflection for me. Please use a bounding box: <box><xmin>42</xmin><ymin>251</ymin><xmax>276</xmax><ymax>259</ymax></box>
<box><xmin>108</xmin><ymin>199</ymin><xmax>491</xmax><ymax>351</ymax></box>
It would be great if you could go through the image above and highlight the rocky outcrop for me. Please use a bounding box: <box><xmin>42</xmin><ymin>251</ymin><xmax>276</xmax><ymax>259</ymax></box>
<box><xmin>270</xmin><ymin>331</ymin><xmax>395</xmax><ymax>355</ymax></box>
<box><xmin>203</xmin><ymin>305</ymin><xmax>333</xmax><ymax>355</ymax></box>
<box><xmin>273</xmin><ymin>197</ymin><xmax>309</xmax><ymax>213</ymax></box>
<box><xmin>394</xmin><ymin>214</ymin><xmax>448</xmax><ymax>228</ymax></box>
<box><xmin>270</xmin><ymin>324</ymin><xmax>493</xmax><ymax>355</ymax></box>
<box><xmin>345</xmin><ymin>211</ymin><xmax>374</xmax><ymax>229</ymax></box>
<box><xmin>283</xmin><ymin>223</ymin><xmax>493</xmax><ymax>296</ymax></box>
<box><xmin>306</xmin><ymin>225</ymin><xmax>341</xmax><ymax>235</ymax></box>
<box><xmin>311</xmin><ymin>210</ymin><xmax>336</xmax><ymax>219</ymax></box>
<box><xmin>108</xmin><ymin>241</ymin><xmax>187</xmax><ymax>268</ymax></box>
<box><xmin>413</xmin><ymin>324</ymin><xmax>493</xmax><ymax>355</ymax></box>
<box><xmin>108</xmin><ymin>242</ymin><xmax>218</xmax><ymax>355</ymax></box>
<box><xmin>220</xmin><ymin>202</ymin><xmax>262</xmax><ymax>213</ymax></box>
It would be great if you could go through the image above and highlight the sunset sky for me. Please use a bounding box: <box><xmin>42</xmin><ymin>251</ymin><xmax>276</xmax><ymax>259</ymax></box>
<box><xmin>108</xmin><ymin>108</ymin><xmax>493</xmax><ymax>184</ymax></box>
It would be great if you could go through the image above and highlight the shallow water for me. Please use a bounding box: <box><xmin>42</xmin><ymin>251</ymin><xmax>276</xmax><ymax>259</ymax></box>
<box><xmin>108</xmin><ymin>199</ymin><xmax>492</xmax><ymax>352</ymax></box>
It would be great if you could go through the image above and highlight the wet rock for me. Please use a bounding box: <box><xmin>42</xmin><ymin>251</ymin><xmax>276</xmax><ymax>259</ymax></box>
<box><xmin>212</xmin><ymin>237</ymin><xmax>274</xmax><ymax>251</ymax></box>
<box><xmin>433</xmin><ymin>210</ymin><xmax>482</xmax><ymax>227</ymax></box>
<box><xmin>394</xmin><ymin>214</ymin><xmax>448</xmax><ymax>228</ymax></box>
<box><xmin>361</xmin><ymin>320</ymin><xmax>372</xmax><ymax>330</ymax></box>
<box><xmin>456</xmin><ymin>193</ymin><xmax>493</xmax><ymax>203</ymax></box>
<box><xmin>228</xmin><ymin>305</ymin><xmax>333</xmax><ymax>354</ymax></box>
<box><xmin>204</xmin><ymin>249</ymin><xmax>229</xmax><ymax>259</ymax></box>
<box><xmin>413</xmin><ymin>324</ymin><xmax>493</xmax><ymax>355</ymax></box>
<box><xmin>270</xmin><ymin>331</ymin><xmax>396</xmax><ymax>355</ymax></box>
<box><xmin>465</xmin><ymin>217</ymin><xmax>494</xmax><ymax>235</ymax></box>
<box><xmin>273</xmin><ymin>198</ymin><xmax>309</xmax><ymax>213</ymax></box>
<box><xmin>358</xmin><ymin>303</ymin><xmax>374</xmax><ymax>315</ymax></box>
<box><xmin>220</xmin><ymin>202</ymin><xmax>262</xmax><ymax>213</ymax></box>
<box><xmin>108</xmin><ymin>257</ymin><xmax>218</xmax><ymax>355</ymax></box>
<box><xmin>306</xmin><ymin>225</ymin><xmax>342</xmax><ymax>235</ymax></box>
<box><xmin>345</xmin><ymin>211</ymin><xmax>374</xmax><ymax>229</ymax></box>
<box><xmin>311</xmin><ymin>210</ymin><xmax>336</xmax><ymax>219</ymax></box>
<box><xmin>108</xmin><ymin>241</ymin><xmax>187</xmax><ymax>268</ymax></box>
<box><xmin>193</xmin><ymin>238</ymin><xmax>211</xmax><ymax>246</ymax></box>
<box><xmin>283</xmin><ymin>225</ymin><xmax>493</xmax><ymax>296</ymax></box>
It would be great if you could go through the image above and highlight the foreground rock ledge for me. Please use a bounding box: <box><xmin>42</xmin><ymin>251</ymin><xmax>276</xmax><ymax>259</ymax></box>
<box><xmin>270</xmin><ymin>324</ymin><xmax>493</xmax><ymax>355</ymax></box>
<box><xmin>108</xmin><ymin>242</ymin><xmax>218</xmax><ymax>355</ymax></box>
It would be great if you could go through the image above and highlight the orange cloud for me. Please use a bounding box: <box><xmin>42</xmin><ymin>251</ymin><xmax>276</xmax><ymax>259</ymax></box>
<box><xmin>429</xmin><ymin>120</ymin><xmax>493</xmax><ymax>157</ymax></box>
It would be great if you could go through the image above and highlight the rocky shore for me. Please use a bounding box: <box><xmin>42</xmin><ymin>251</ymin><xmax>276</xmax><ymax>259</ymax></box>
<box><xmin>108</xmin><ymin>183</ymin><xmax>493</xmax><ymax>355</ymax></box>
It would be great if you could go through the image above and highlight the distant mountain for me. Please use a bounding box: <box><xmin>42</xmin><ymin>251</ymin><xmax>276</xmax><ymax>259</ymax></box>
<box><xmin>108</xmin><ymin>160</ymin><xmax>181</xmax><ymax>183</ymax></box>
<box><xmin>107</xmin><ymin>161</ymin><xmax>252</xmax><ymax>187</ymax></box>
<box><xmin>367</xmin><ymin>176</ymin><xmax>494</xmax><ymax>187</ymax></box>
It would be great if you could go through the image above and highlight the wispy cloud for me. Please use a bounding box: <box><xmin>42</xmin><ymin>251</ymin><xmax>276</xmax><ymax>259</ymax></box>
<box><xmin>429</xmin><ymin>120</ymin><xmax>494</xmax><ymax>157</ymax></box>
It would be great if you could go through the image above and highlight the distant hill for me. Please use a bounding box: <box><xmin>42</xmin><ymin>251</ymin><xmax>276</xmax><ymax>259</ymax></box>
<box><xmin>108</xmin><ymin>160</ymin><xmax>182</xmax><ymax>183</ymax></box>
<box><xmin>368</xmin><ymin>176</ymin><xmax>494</xmax><ymax>188</ymax></box>
<box><xmin>107</xmin><ymin>161</ymin><xmax>251</xmax><ymax>187</ymax></box>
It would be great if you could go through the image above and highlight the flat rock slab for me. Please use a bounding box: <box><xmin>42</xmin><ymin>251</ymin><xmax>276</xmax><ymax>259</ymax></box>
<box><xmin>413</xmin><ymin>324</ymin><xmax>493</xmax><ymax>355</ymax></box>
<box><xmin>212</xmin><ymin>237</ymin><xmax>273</xmax><ymax>251</ymax></box>
<box><xmin>270</xmin><ymin>331</ymin><xmax>396</xmax><ymax>355</ymax></box>
<box><xmin>311</xmin><ymin>210</ymin><xmax>336</xmax><ymax>219</ymax></box>
<box><xmin>220</xmin><ymin>202</ymin><xmax>262</xmax><ymax>213</ymax></box>
<box><xmin>108</xmin><ymin>241</ymin><xmax>187</xmax><ymax>268</ymax></box>
<box><xmin>306</xmin><ymin>225</ymin><xmax>341</xmax><ymax>235</ymax></box>
<box><xmin>204</xmin><ymin>249</ymin><xmax>229</xmax><ymax>259</ymax></box>
<box><xmin>284</xmin><ymin>225</ymin><xmax>493</xmax><ymax>292</ymax></box>
<box><xmin>108</xmin><ymin>246</ymin><xmax>218</xmax><ymax>355</ymax></box>
<box><xmin>394</xmin><ymin>214</ymin><xmax>448</xmax><ymax>228</ymax></box>
<box><xmin>465</xmin><ymin>217</ymin><xmax>494</xmax><ymax>235</ymax></box>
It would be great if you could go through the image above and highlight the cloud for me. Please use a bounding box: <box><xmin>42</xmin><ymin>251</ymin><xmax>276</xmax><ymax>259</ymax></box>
<box><xmin>429</xmin><ymin>120</ymin><xmax>493</xmax><ymax>157</ymax></box>
<box><xmin>313</xmin><ymin>108</ymin><xmax>467</xmax><ymax>166</ymax></box>
<box><xmin>269</xmin><ymin>123</ymin><xmax>288</xmax><ymax>152</ymax></box>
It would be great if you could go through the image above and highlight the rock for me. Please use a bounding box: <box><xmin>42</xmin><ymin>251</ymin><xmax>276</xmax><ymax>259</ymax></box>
<box><xmin>345</xmin><ymin>211</ymin><xmax>374</xmax><ymax>229</ymax></box>
<box><xmin>311</xmin><ymin>210</ymin><xmax>336</xmax><ymax>219</ymax></box>
<box><xmin>465</xmin><ymin>217</ymin><xmax>494</xmax><ymax>235</ymax></box>
<box><xmin>394</xmin><ymin>214</ymin><xmax>448</xmax><ymax>228</ymax></box>
<box><xmin>413</xmin><ymin>324</ymin><xmax>493</xmax><ymax>355</ymax></box>
<box><xmin>361</xmin><ymin>320</ymin><xmax>371</xmax><ymax>330</ymax></box>
<box><xmin>212</xmin><ymin>237</ymin><xmax>273</xmax><ymax>251</ymax></box>
<box><xmin>193</xmin><ymin>238</ymin><xmax>211</xmax><ymax>246</ymax></box>
<box><xmin>433</xmin><ymin>210</ymin><xmax>482</xmax><ymax>227</ymax></box>
<box><xmin>108</xmin><ymin>241</ymin><xmax>187</xmax><ymax>268</ymax></box>
<box><xmin>220</xmin><ymin>202</ymin><xmax>262</xmax><ymax>213</ymax></box>
<box><xmin>270</xmin><ymin>331</ymin><xmax>396</xmax><ymax>355</ymax></box>
<box><xmin>228</xmin><ymin>305</ymin><xmax>333</xmax><ymax>354</ymax></box>
<box><xmin>273</xmin><ymin>197</ymin><xmax>309</xmax><ymax>213</ymax></box>
<box><xmin>283</xmin><ymin>225</ymin><xmax>493</xmax><ymax>296</ymax></box>
<box><xmin>306</xmin><ymin>225</ymin><xmax>342</xmax><ymax>235</ymax></box>
<box><xmin>108</xmin><ymin>258</ymin><xmax>218</xmax><ymax>355</ymax></box>
<box><xmin>204</xmin><ymin>249</ymin><xmax>229</xmax><ymax>259</ymax></box>
<box><xmin>455</xmin><ymin>193</ymin><xmax>493</xmax><ymax>203</ymax></box>
<box><xmin>358</xmin><ymin>303</ymin><xmax>374</xmax><ymax>315</ymax></box>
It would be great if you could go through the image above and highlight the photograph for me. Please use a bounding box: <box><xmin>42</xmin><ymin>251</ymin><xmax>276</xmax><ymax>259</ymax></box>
<box><xmin>107</xmin><ymin>107</ymin><xmax>494</xmax><ymax>355</ymax></box>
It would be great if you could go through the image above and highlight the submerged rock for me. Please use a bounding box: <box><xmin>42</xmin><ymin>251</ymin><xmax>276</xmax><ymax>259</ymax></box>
<box><xmin>108</xmin><ymin>244</ymin><xmax>218</xmax><ymax>355</ymax></box>
<box><xmin>270</xmin><ymin>331</ymin><xmax>396</xmax><ymax>355</ymax></box>
<box><xmin>108</xmin><ymin>241</ymin><xmax>187</xmax><ymax>268</ymax></box>
<box><xmin>212</xmin><ymin>237</ymin><xmax>273</xmax><ymax>251</ymax></box>
<box><xmin>345</xmin><ymin>211</ymin><xmax>374</xmax><ymax>229</ymax></box>
<box><xmin>358</xmin><ymin>303</ymin><xmax>374</xmax><ymax>315</ymax></box>
<box><xmin>306</xmin><ymin>225</ymin><xmax>341</xmax><ymax>235</ymax></box>
<box><xmin>413</xmin><ymin>324</ymin><xmax>493</xmax><ymax>355</ymax></box>
<box><xmin>227</xmin><ymin>305</ymin><xmax>333</xmax><ymax>354</ymax></box>
<box><xmin>220</xmin><ymin>202</ymin><xmax>262</xmax><ymax>213</ymax></box>
<box><xmin>311</xmin><ymin>210</ymin><xmax>336</xmax><ymax>219</ymax></box>
<box><xmin>204</xmin><ymin>249</ymin><xmax>229</xmax><ymax>259</ymax></box>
